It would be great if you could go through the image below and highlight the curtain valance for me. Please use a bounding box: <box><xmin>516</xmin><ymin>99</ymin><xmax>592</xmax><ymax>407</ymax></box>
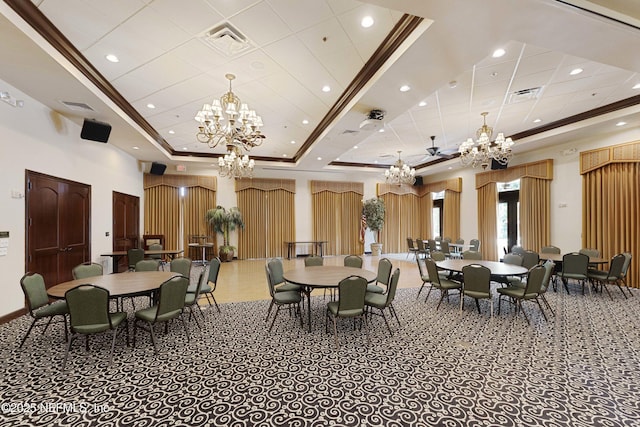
<box><xmin>580</xmin><ymin>140</ymin><xmax>640</xmax><ymax>174</ymax></box>
<box><xmin>475</xmin><ymin>159</ymin><xmax>553</xmax><ymax>189</ymax></box>
<box><xmin>235</xmin><ymin>178</ymin><xmax>296</xmax><ymax>193</ymax></box>
<box><xmin>422</xmin><ymin>177</ymin><xmax>462</xmax><ymax>194</ymax></box>
<box><xmin>310</xmin><ymin>180</ymin><xmax>363</xmax><ymax>195</ymax></box>
<box><xmin>143</xmin><ymin>174</ymin><xmax>216</xmax><ymax>191</ymax></box>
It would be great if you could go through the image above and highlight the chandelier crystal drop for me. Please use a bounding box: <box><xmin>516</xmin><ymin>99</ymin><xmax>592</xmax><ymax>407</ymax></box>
<box><xmin>195</xmin><ymin>73</ymin><xmax>265</xmax><ymax>151</ymax></box>
<box><xmin>458</xmin><ymin>112</ymin><xmax>514</xmax><ymax>169</ymax></box>
<box><xmin>385</xmin><ymin>151</ymin><xmax>416</xmax><ymax>185</ymax></box>
<box><xmin>218</xmin><ymin>144</ymin><xmax>255</xmax><ymax>179</ymax></box>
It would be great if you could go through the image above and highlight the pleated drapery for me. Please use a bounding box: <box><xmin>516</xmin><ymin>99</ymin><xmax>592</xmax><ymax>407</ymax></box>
<box><xmin>582</xmin><ymin>162</ymin><xmax>639</xmax><ymax>289</ymax></box>
<box><xmin>520</xmin><ymin>177</ymin><xmax>551</xmax><ymax>252</ymax></box>
<box><xmin>183</xmin><ymin>186</ymin><xmax>217</xmax><ymax>253</ymax></box>
<box><xmin>443</xmin><ymin>190</ymin><xmax>461</xmax><ymax>241</ymax></box>
<box><xmin>144</xmin><ymin>186</ymin><xmax>180</xmax><ymax>252</ymax></box>
<box><xmin>311</xmin><ymin>186</ymin><xmax>364</xmax><ymax>256</ymax></box>
<box><xmin>418</xmin><ymin>193</ymin><xmax>433</xmax><ymax>240</ymax></box>
<box><xmin>236</xmin><ymin>179</ymin><xmax>295</xmax><ymax>259</ymax></box>
<box><xmin>477</xmin><ymin>183</ymin><xmax>498</xmax><ymax>261</ymax></box>
<box><xmin>378</xmin><ymin>192</ymin><xmax>421</xmax><ymax>254</ymax></box>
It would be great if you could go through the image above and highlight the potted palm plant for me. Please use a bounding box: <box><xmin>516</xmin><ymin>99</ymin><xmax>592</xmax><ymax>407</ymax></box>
<box><xmin>205</xmin><ymin>205</ymin><xmax>245</xmax><ymax>262</ymax></box>
<box><xmin>363</xmin><ymin>197</ymin><xmax>385</xmax><ymax>256</ymax></box>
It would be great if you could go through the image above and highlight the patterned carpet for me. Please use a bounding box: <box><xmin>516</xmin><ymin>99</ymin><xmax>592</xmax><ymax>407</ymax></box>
<box><xmin>1</xmin><ymin>281</ymin><xmax>639</xmax><ymax>427</ymax></box>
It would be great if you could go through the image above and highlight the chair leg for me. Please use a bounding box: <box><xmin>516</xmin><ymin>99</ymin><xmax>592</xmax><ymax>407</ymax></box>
<box><xmin>19</xmin><ymin>318</ymin><xmax>38</xmax><ymax>348</ymax></box>
<box><xmin>535</xmin><ymin>298</ymin><xmax>548</xmax><ymax>321</ymax></box>
<box><xmin>268</xmin><ymin>305</ymin><xmax>282</xmax><ymax>333</ymax></box>
<box><xmin>109</xmin><ymin>327</ymin><xmax>119</xmax><ymax>366</ymax></box>
<box><xmin>389</xmin><ymin>304</ymin><xmax>401</xmax><ymax>327</ymax></box>
<box><xmin>180</xmin><ymin>312</ymin><xmax>190</xmax><ymax>341</ymax></box>
<box><xmin>436</xmin><ymin>290</ymin><xmax>447</xmax><ymax>310</ymax></box>
<box><xmin>379</xmin><ymin>309</ymin><xmax>392</xmax><ymax>336</ymax></box>
<box><xmin>362</xmin><ymin>314</ymin><xmax>370</xmax><ymax>345</ymax></box>
<box><xmin>540</xmin><ymin>294</ymin><xmax>555</xmax><ymax>316</ymax></box>
<box><xmin>265</xmin><ymin>300</ymin><xmax>275</xmax><ymax>322</ymax></box>
<box><xmin>148</xmin><ymin>322</ymin><xmax>158</xmax><ymax>355</ymax></box>
<box><xmin>189</xmin><ymin>306</ymin><xmax>202</xmax><ymax>329</ymax></box>
<box><xmin>210</xmin><ymin>293</ymin><xmax>221</xmax><ymax>313</ymax></box>
<box><xmin>519</xmin><ymin>301</ymin><xmax>530</xmax><ymax>325</ymax></box>
<box><xmin>332</xmin><ymin>316</ymin><xmax>339</xmax><ymax>348</ymax></box>
<box><xmin>62</xmin><ymin>334</ymin><xmax>75</xmax><ymax>371</ymax></box>
<box><xmin>474</xmin><ymin>298</ymin><xmax>481</xmax><ymax>314</ymax></box>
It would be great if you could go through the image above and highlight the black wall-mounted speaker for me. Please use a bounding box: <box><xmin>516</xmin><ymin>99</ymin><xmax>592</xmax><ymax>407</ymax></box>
<box><xmin>491</xmin><ymin>159</ymin><xmax>508</xmax><ymax>170</ymax></box>
<box><xmin>413</xmin><ymin>176</ymin><xmax>424</xmax><ymax>186</ymax></box>
<box><xmin>80</xmin><ymin>119</ymin><xmax>111</xmax><ymax>143</ymax></box>
<box><xmin>149</xmin><ymin>162</ymin><xmax>167</xmax><ymax>176</ymax></box>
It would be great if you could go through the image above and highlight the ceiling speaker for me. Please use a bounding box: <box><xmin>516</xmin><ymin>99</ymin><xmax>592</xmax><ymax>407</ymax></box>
<box><xmin>80</xmin><ymin>119</ymin><xmax>111</xmax><ymax>143</ymax></box>
<box><xmin>149</xmin><ymin>162</ymin><xmax>167</xmax><ymax>176</ymax></box>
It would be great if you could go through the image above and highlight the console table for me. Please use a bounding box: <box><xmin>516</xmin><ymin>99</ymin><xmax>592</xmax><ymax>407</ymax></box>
<box><xmin>284</xmin><ymin>241</ymin><xmax>327</xmax><ymax>259</ymax></box>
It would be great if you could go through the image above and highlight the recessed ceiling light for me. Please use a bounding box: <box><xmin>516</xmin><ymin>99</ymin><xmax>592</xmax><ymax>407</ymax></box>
<box><xmin>418</xmin><ymin>101</ymin><xmax>427</xmax><ymax>107</ymax></box>
<box><xmin>317</xmin><ymin>157</ymin><xmax>322</xmax><ymax>161</ymax></box>
<box><xmin>633</xmin><ymin>83</ymin><xmax>640</xmax><ymax>89</ymax></box>
<box><xmin>282</xmin><ymin>154</ymin><xmax>287</xmax><ymax>157</ymax></box>
<box><xmin>361</xmin><ymin>16</ymin><xmax>374</xmax><ymax>28</ymax></box>
<box><xmin>168</xmin><ymin>130</ymin><xmax>175</xmax><ymax>134</ymax></box>
<box><xmin>322</xmin><ymin>85</ymin><xmax>331</xmax><ymax>92</ymax></box>
<box><xmin>132</xmin><ymin>146</ymin><xmax>139</xmax><ymax>150</ymax></box>
<box><xmin>378</xmin><ymin>128</ymin><xmax>385</xmax><ymax>133</ymax></box>
<box><xmin>374</xmin><ymin>160</ymin><xmax>378</xmax><ymax>164</ymax></box>
<box><xmin>492</xmin><ymin>48</ymin><xmax>506</xmax><ymax>58</ymax></box>
<box><xmin>399</xmin><ymin>85</ymin><xmax>410</xmax><ymax>92</ymax></box>
<box><xmin>302</xmin><ymin>119</ymin><xmax>309</xmax><ymax>124</ymax></box>
<box><xmin>533</xmin><ymin>118</ymin><xmax>542</xmax><ymax>123</ymax></box>
<box><xmin>105</xmin><ymin>54</ymin><xmax>119</xmax><ymax>63</ymax></box>
<box><xmin>147</xmin><ymin>103</ymin><xmax>156</xmax><ymax>109</ymax></box>
<box><xmin>182</xmin><ymin>147</ymin><xmax>188</xmax><ymax>150</ymax></box>
<box><xmin>290</xmin><ymin>140</ymin><xmax>296</xmax><ymax>144</ymax></box>
<box><xmin>616</xmin><ymin>121</ymin><xmax>627</xmax><ymax>126</ymax></box>
<box><xmin>353</xmin><ymin>145</ymin><xmax>358</xmax><ymax>149</ymax></box>
<box><xmin>448</xmin><ymin>167</ymin><xmax>453</xmax><ymax>170</ymax></box>
<box><xmin>570</xmin><ymin>68</ymin><xmax>583</xmax><ymax>76</ymax></box>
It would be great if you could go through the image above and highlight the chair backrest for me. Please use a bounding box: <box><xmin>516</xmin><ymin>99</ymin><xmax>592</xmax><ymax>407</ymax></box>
<box><xmin>72</xmin><ymin>262</ymin><xmax>103</xmax><ymax>280</ymax></box>
<box><xmin>424</xmin><ymin>258</ymin><xmax>441</xmax><ymax>285</ymax></box>
<box><xmin>344</xmin><ymin>255</ymin><xmax>363</xmax><ymax>268</ymax></box>
<box><xmin>385</xmin><ymin>268</ymin><xmax>401</xmax><ymax>305</ymax></box>
<box><xmin>148</xmin><ymin>243</ymin><xmax>163</xmax><ymax>260</ymax></box>
<box><xmin>430</xmin><ymin>251</ymin><xmax>445</xmax><ymax>262</ymax></box>
<box><xmin>579</xmin><ymin>248</ymin><xmax>600</xmax><ymax>258</ymax></box>
<box><xmin>170</xmin><ymin>257</ymin><xmax>192</xmax><ymax>277</ymax></box>
<box><xmin>207</xmin><ymin>257</ymin><xmax>222</xmax><ymax>291</ymax></box>
<box><xmin>190</xmin><ymin>270</ymin><xmax>206</xmax><ymax>300</ymax></box>
<box><xmin>470</xmin><ymin>239</ymin><xmax>480</xmax><ymax>252</ymax></box>
<box><xmin>462</xmin><ymin>264</ymin><xmax>491</xmax><ymax>294</ymax></box>
<box><xmin>503</xmin><ymin>253</ymin><xmax>523</xmax><ymax>266</ymax></box>
<box><xmin>376</xmin><ymin>258</ymin><xmax>393</xmax><ymax>286</ymax></box>
<box><xmin>135</xmin><ymin>259</ymin><xmax>159</xmax><ymax>271</ymax></box>
<box><xmin>455</xmin><ymin>238</ymin><xmax>464</xmax><ymax>245</ymax></box>
<box><xmin>416</xmin><ymin>239</ymin><xmax>426</xmax><ymax>252</ymax></box>
<box><xmin>523</xmin><ymin>264</ymin><xmax>546</xmax><ymax>295</ymax></box>
<box><xmin>20</xmin><ymin>272</ymin><xmax>49</xmax><ymax>312</ymax></box>
<box><xmin>562</xmin><ymin>252</ymin><xmax>589</xmax><ymax>276</ymax></box>
<box><xmin>511</xmin><ymin>245</ymin><xmax>525</xmax><ymax>256</ymax></box>
<box><xmin>461</xmin><ymin>250</ymin><xmax>482</xmax><ymax>260</ymax></box>
<box><xmin>336</xmin><ymin>275</ymin><xmax>367</xmax><ymax>317</ymax></box>
<box><xmin>541</xmin><ymin>245</ymin><xmax>561</xmax><ymax>254</ymax></box>
<box><xmin>434</xmin><ymin>236</ymin><xmax>442</xmax><ymax>241</ymax></box>
<box><xmin>621</xmin><ymin>252</ymin><xmax>632</xmax><ymax>278</ymax></box>
<box><xmin>427</xmin><ymin>239</ymin><xmax>438</xmax><ymax>252</ymax></box>
<box><xmin>416</xmin><ymin>257</ymin><xmax>428</xmax><ymax>279</ymax></box>
<box><xmin>440</xmin><ymin>240</ymin><xmax>450</xmax><ymax>255</ymax></box>
<box><xmin>155</xmin><ymin>276</ymin><xmax>189</xmax><ymax>322</ymax></box>
<box><xmin>128</xmin><ymin>248</ymin><xmax>145</xmax><ymax>268</ymax></box>
<box><xmin>305</xmin><ymin>256</ymin><xmax>323</xmax><ymax>267</ymax></box>
<box><xmin>266</xmin><ymin>258</ymin><xmax>285</xmax><ymax>286</ymax></box>
<box><xmin>606</xmin><ymin>254</ymin><xmax>626</xmax><ymax>280</ymax></box>
<box><xmin>540</xmin><ymin>260</ymin><xmax>555</xmax><ymax>292</ymax></box>
<box><xmin>407</xmin><ymin>237</ymin><xmax>416</xmax><ymax>250</ymax></box>
<box><xmin>522</xmin><ymin>250</ymin><xmax>540</xmax><ymax>269</ymax></box>
<box><xmin>65</xmin><ymin>285</ymin><xmax>111</xmax><ymax>331</ymax></box>
<box><xmin>443</xmin><ymin>237</ymin><xmax>452</xmax><ymax>243</ymax></box>
<box><xmin>265</xmin><ymin>264</ymin><xmax>276</xmax><ymax>299</ymax></box>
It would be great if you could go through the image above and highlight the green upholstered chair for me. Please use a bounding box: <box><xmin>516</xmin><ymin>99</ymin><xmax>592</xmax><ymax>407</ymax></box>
<box><xmin>541</xmin><ymin>245</ymin><xmax>561</xmax><ymax>254</ymax></box>
<box><xmin>424</xmin><ymin>258</ymin><xmax>461</xmax><ymax>309</ymax></box>
<box><xmin>63</xmin><ymin>285</ymin><xmax>128</xmax><ymax>370</ymax></box>
<box><xmin>460</xmin><ymin>264</ymin><xmax>493</xmax><ymax>317</ymax></box>
<box><xmin>170</xmin><ymin>257</ymin><xmax>192</xmax><ymax>278</ymax></box>
<box><xmin>522</xmin><ymin>250</ymin><xmax>540</xmax><ymax>270</ymax></box>
<box><xmin>184</xmin><ymin>271</ymin><xmax>206</xmax><ymax>329</ymax></box>
<box><xmin>344</xmin><ymin>255</ymin><xmax>363</xmax><ymax>268</ymax></box>
<box><xmin>511</xmin><ymin>245</ymin><xmax>525</xmax><ymax>257</ymax></box>
<box><xmin>304</xmin><ymin>255</ymin><xmax>323</xmax><ymax>266</ymax></box>
<box><xmin>439</xmin><ymin>240</ymin><xmax>452</xmax><ymax>258</ymax></box>
<box><xmin>497</xmin><ymin>264</ymin><xmax>547</xmax><ymax>324</ymax></box>
<box><xmin>416</xmin><ymin>256</ymin><xmax>449</xmax><ymax>301</ymax></box>
<box><xmin>72</xmin><ymin>262</ymin><xmax>103</xmax><ymax>280</ymax></box>
<box><xmin>135</xmin><ymin>259</ymin><xmax>159</xmax><ymax>271</ymax></box>
<box><xmin>498</xmin><ymin>253</ymin><xmax>524</xmax><ymax>286</ymax></box>
<box><xmin>192</xmin><ymin>257</ymin><xmax>221</xmax><ymax>312</ymax></box>
<box><xmin>557</xmin><ymin>252</ymin><xmax>589</xmax><ymax>294</ymax></box>
<box><xmin>19</xmin><ymin>272</ymin><xmax>69</xmax><ymax>348</ymax></box>
<box><xmin>265</xmin><ymin>262</ymin><xmax>303</xmax><ymax>332</ymax></box>
<box><xmin>326</xmin><ymin>275</ymin><xmax>369</xmax><ymax>348</ymax></box>
<box><xmin>133</xmin><ymin>275</ymin><xmax>190</xmax><ymax>355</ymax></box>
<box><xmin>510</xmin><ymin>260</ymin><xmax>556</xmax><ymax>316</ymax></box>
<box><xmin>429</xmin><ymin>251</ymin><xmax>446</xmax><ymax>262</ymax></box>
<box><xmin>461</xmin><ymin>250</ymin><xmax>482</xmax><ymax>260</ymax></box>
<box><xmin>469</xmin><ymin>239</ymin><xmax>481</xmax><ymax>252</ymax></box>
<box><xmin>127</xmin><ymin>248</ymin><xmax>145</xmax><ymax>271</ymax></box>
<box><xmin>367</xmin><ymin>257</ymin><xmax>392</xmax><ymax>294</ymax></box>
<box><xmin>407</xmin><ymin>238</ymin><xmax>420</xmax><ymax>259</ymax></box>
<box><xmin>365</xmin><ymin>268</ymin><xmax>401</xmax><ymax>335</ymax></box>
<box><xmin>266</xmin><ymin>258</ymin><xmax>302</xmax><ymax>297</ymax></box>
<box><xmin>416</xmin><ymin>239</ymin><xmax>428</xmax><ymax>259</ymax></box>
<box><xmin>587</xmin><ymin>253</ymin><xmax>626</xmax><ymax>300</ymax></box>
<box><xmin>427</xmin><ymin>239</ymin><xmax>438</xmax><ymax>253</ymax></box>
<box><xmin>148</xmin><ymin>243</ymin><xmax>167</xmax><ymax>270</ymax></box>
<box><xmin>620</xmin><ymin>252</ymin><xmax>633</xmax><ymax>297</ymax></box>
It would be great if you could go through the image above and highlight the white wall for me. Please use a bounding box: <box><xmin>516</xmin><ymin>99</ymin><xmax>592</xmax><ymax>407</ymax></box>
<box><xmin>0</xmin><ymin>80</ymin><xmax>142</xmax><ymax>317</ymax></box>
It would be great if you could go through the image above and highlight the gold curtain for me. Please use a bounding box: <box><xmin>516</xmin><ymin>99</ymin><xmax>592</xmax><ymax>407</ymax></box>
<box><xmin>583</xmin><ymin>162</ymin><xmax>639</xmax><ymax>288</ymax></box>
<box><xmin>379</xmin><ymin>193</ymin><xmax>421</xmax><ymax>254</ymax></box>
<box><xmin>477</xmin><ymin>182</ymin><xmax>498</xmax><ymax>261</ymax></box>
<box><xmin>143</xmin><ymin>185</ymin><xmax>180</xmax><ymax>252</ymax></box>
<box><xmin>183</xmin><ymin>186</ymin><xmax>217</xmax><ymax>257</ymax></box>
<box><xmin>443</xmin><ymin>190</ymin><xmax>461</xmax><ymax>241</ymax></box>
<box><xmin>237</xmin><ymin>186</ymin><xmax>295</xmax><ymax>259</ymax></box>
<box><xmin>312</xmin><ymin>191</ymin><xmax>363</xmax><ymax>255</ymax></box>
<box><xmin>418</xmin><ymin>192</ymin><xmax>433</xmax><ymax>240</ymax></box>
<box><xmin>520</xmin><ymin>177</ymin><xmax>550</xmax><ymax>252</ymax></box>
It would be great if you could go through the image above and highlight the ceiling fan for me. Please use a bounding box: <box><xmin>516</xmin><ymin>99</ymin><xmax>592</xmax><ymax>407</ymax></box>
<box><xmin>424</xmin><ymin>136</ymin><xmax>455</xmax><ymax>159</ymax></box>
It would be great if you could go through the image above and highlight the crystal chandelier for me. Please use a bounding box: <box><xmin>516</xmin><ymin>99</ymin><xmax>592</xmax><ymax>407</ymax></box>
<box><xmin>218</xmin><ymin>144</ymin><xmax>255</xmax><ymax>179</ymax></box>
<box><xmin>458</xmin><ymin>112</ymin><xmax>514</xmax><ymax>169</ymax></box>
<box><xmin>385</xmin><ymin>151</ymin><xmax>416</xmax><ymax>185</ymax></box>
<box><xmin>194</xmin><ymin>73</ymin><xmax>265</xmax><ymax>151</ymax></box>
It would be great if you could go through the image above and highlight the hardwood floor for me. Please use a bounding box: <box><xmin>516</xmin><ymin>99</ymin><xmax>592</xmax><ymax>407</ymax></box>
<box><xmin>204</xmin><ymin>254</ymin><xmax>420</xmax><ymax>305</ymax></box>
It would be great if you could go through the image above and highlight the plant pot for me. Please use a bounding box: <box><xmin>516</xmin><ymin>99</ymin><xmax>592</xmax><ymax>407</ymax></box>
<box><xmin>371</xmin><ymin>243</ymin><xmax>383</xmax><ymax>256</ymax></box>
<box><xmin>219</xmin><ymin>250</ymin><xmax>234</xmax><ymax>262</ymax></box>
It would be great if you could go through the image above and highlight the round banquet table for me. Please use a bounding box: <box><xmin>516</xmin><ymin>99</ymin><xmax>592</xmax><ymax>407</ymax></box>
<box><xmin>436</xmin><ymin>259</ymin><xmax>528</xmax><ymax>276</ymax></box>
<box><xmin>283</xmin><ymin>266</ymin><xmax>378</xmax><ymax>332</ymax></box>
<box><xmin>47</xmin><ymin>271</ymin><xmax>179</xmax><ymax>299</ymax></box>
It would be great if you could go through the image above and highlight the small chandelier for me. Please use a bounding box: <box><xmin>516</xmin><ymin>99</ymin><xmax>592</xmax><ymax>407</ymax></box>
<box><xmin>218</xmin><ymin>144</ymin><xmax>255</xmax><ymax>179</ymax></box>
<box><xmin>195</xmin><ymin>73</ymin><xmax>265</xmax><ymax>151</ymax></box>
<box><xmin>458</xmin><ymin>112</ymin><xmax>514</xmax><ymax>169</ymax></box>
<box><xmin>385</xmin><ymin>151</ymin><xmax>416</xmax><ymax>185</ymax></box>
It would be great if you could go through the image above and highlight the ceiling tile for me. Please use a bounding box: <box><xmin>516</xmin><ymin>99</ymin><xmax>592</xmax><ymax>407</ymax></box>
<box><xmin>267</xmin><ymin>0</ymin><xmax>334</xmax><ymax>33</ymax></box>
<box><xmin>228</xmin><ymin>2</ymin><xmax>291</xmax><ymax>46</ymax></box>
<box><xmin>150</xmin><ymin>0</ymin><xmax>225</xmax><ymax>35</ymax></box>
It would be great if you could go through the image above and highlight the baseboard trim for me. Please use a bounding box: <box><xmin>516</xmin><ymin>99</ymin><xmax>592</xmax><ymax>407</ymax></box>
<box><xmin>0</xmin><ymin>307</ymin><xmax>27</xmax><ymax>325</ymax></box>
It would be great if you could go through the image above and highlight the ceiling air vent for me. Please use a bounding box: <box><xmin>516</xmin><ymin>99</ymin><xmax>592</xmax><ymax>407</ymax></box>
<box><xmin>59</xmin><ymin>100</ymin><xmax>95</xmax><ymax>112</ymax></box>
<box><xmin>341</xmin><ymin>129</ymin><xmax>359</xmax><ymax>135</ymax></box>
<box><xmin>202</xmin><ymin>23</ymin><xmax>252</xmax><ymax>57</ymax></box>
<box><xmin>508</xmin><ymin>86</ymin><xmax>543</xmax><ymax>104</ymax></box>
